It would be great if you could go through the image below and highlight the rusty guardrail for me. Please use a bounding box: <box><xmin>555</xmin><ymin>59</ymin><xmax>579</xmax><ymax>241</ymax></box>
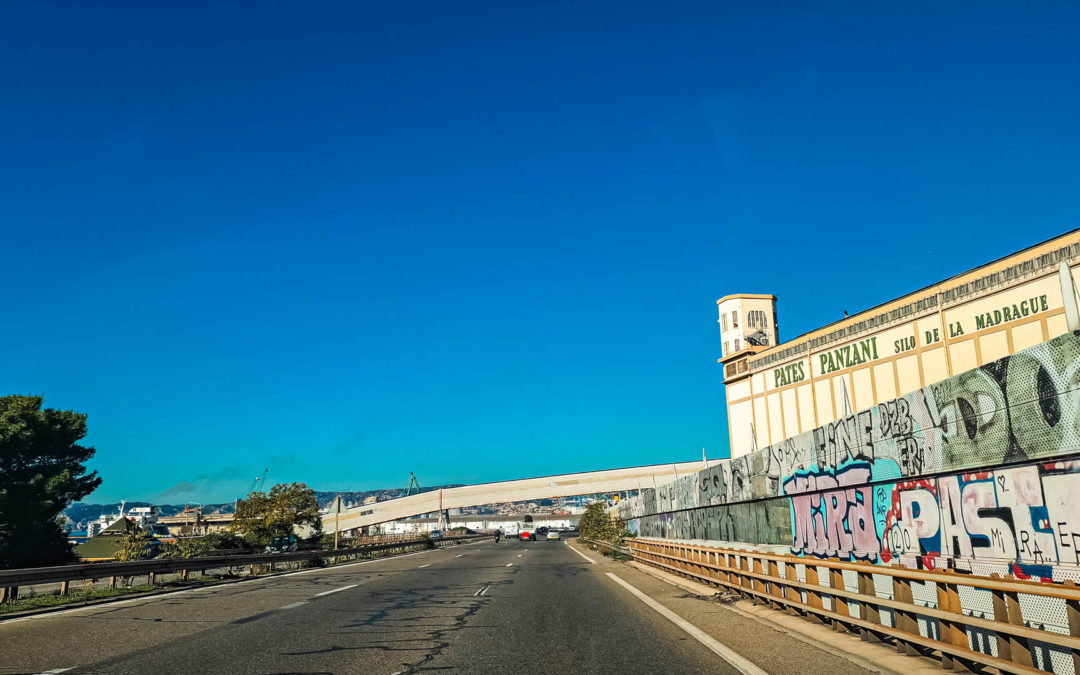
<box><xmin>627</xmin><ymin>538</ymin><xmax>1080</xmax><ymax>675</ymax></box>
<box><xmin>0</xmin><ymin>534</ymin><xmax>484</xmax><ymax>603</ymax></box>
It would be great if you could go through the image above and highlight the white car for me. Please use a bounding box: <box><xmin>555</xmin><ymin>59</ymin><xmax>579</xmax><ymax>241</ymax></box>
<box><xmin>547</xmin><ymin>530</ymin><xmax>560</xmax><ymax>540</ymax></box>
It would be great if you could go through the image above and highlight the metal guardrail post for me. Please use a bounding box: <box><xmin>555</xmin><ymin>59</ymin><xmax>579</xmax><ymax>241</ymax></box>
<box><xmin>766</xmin><ymin>559</ymin><xmax>782</xmax><ymax>609</ymax></box>
<box><xmin>804</xmin><ymin>565</ymin><xmax>825</xmax><ymax>621</ymax></box>
<box><xmin>828</xmin><ymin>567</ymin><xmax>851</xmax><ymax>632</ymax></box>
<box><xmin>783</xmin><ymin>561</ymin><xmax>801</xmax><ymax>613</ymax></box>
<box><xmin>991</xmin><ymin>574</ymin><xmax>1033</xmax><ymax>668</ymax></box>
<box><xmin>891</xmin><ymin>571</ymin><xmax>919</xmax><ymax>656</ymax></box>
<box><xmin>855</xmin><ymin>566</ymin><xmax>881</xmax><ymax>643</ymax></box>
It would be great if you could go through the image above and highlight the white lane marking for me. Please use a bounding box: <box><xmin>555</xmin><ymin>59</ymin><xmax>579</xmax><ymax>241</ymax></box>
<box><xmin>605</xmin><ymin>573</ymin><xmax>768</xmax><ymax>675</ymax></box>
<box><xmin>517</xmin><ymin>554</ymin><xmax>523</xmax><ymax>557</ymax></box>
<box><xmin>34</xmin><ymin>670</ymin><xmax>73</xmax><ymax>674</ymax></box>
<box><xmin>455</xmin><ymin>554</ymin><xmax>464</xmax><ymax>558</ymax></box>
<box><xmin>418</xmin><ymin>564</ymin><xmax>431</xmax><ymax>568</ymax></box>
<box><xmin>565</xmin><ymin>542</ymin><xmax>596</xmax><ymax>564</ymax></box>
<box><xmin>480</xmin><ymin>584</ymin><xmax>490</xmax><ymax>596</ymax></box>
<box><xmin>505</xmin><ymin>563</ymin><xmax>513</xmax><ymax>567</ymax></box>
<box><xmin>279</xmin><ymin>601</ymin><xmax>308</xmax><ymax>610</ymax></box>
<box><xmin>473</xmin><ymin>583</ymin><xmax>491</xmax><ymax>597</ymax></box>
<box><xmin>314</xmin><ymin>584</ymin><xmax>358</xmax><ymax>597</ymax></box>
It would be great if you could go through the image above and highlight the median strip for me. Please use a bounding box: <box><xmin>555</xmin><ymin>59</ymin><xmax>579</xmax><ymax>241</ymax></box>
<box><xmin>1</xmin><ymin>537</ymin><xmax>485</xmax><ymax>625</ymax></box>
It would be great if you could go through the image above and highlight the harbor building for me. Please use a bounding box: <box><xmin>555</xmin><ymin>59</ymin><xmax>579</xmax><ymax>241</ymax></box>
<box><xmin>719</xmin><ymin>229</ymin><xmax>1080</xmax><ymax>458</ymax></box>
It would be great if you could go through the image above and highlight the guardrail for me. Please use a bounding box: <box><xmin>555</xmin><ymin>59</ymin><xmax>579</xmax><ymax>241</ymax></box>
<box><xmin>0</xmin><ymin>534</ymin><xmax>484</xmax><ymax>603</ymax></box>
<box><xmin>580</xmin><ymin>537</ymin><xmax>631</xmax><ymax>557</ymax></box>
<box><xmin>627</xmin><ymin>538</ymin><xmax>1080</xmax><ymax>675</ymax></box>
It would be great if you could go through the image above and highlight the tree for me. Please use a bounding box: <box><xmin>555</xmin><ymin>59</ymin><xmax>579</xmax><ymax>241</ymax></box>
<box><xmin>230</xmin><ymin>482</ymin><xmax>322</xmax><ymax>544</ymax></box>
<box><xmin>115</xmin><ymin>527</ymin><xmax>157</xmax><ymax>561</ymax></box>
<box><xmin>0</xmin><ymin>395</ymin><xmax>101</xmax><ymax>569</ymax></box>
<box><xmin>578</xmin><ymin>502</ymin><xmax>629</xmax><ymax>543</ymax></box>
<box><xmin>157</xmin><ymin>535</ymin><xmax>216</xmax><ymax>559</ymax></box>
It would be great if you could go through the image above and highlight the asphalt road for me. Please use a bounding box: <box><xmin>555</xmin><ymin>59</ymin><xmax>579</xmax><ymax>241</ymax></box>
<box><xmin>0</xmin><ymin>538</ymin><xmax>875</xmax><ymax>674</ymax></box>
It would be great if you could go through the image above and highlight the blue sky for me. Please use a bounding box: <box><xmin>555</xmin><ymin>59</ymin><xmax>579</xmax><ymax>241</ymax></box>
<box><xmin>3</xmin><ymin>3</ymin><xmax>1079</xmax><ymax>503</ymax></box>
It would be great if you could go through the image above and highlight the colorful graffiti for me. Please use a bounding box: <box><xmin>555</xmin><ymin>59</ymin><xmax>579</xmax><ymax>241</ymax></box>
<box><xmin>617</xmin><ymin>331</ymin><xmax>1080</xmax><ymax>582</ymax></box>
<box><xmin>879</xmin><ymin>462</ymin><xmax>1080</xmax><ymax>579</ymax></box>
<box><xmin>784</xmin><ymin>462</ymin><xmax>878</xmax><ymax>561</ymax></box>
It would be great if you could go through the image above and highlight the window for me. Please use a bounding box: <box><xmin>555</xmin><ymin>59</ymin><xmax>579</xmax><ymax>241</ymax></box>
<box><xmin>724</xmin><ymin>341</ymin><xmax>730</xmax><ymax>355</ymax></box>
<box><xmin>732</xmin><ymin>311</ymin><xmax>739</xmax><ymax>328</ymax></box>
<box><xmin>721</xmin><ymin>314</ymin><xmax>728</xmax><ymax>332</ymax></box>
<box><xmin>734</xmin><ymin>338</ymin><xmax>741</xmax><ymax>352</ymax></box>
<box><xmin>747</xmin><ymin>310</ymin><xmax>769</xmax><ymax>328</ymax></box>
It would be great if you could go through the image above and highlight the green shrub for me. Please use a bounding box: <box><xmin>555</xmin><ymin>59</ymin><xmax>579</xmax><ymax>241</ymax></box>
<box><xmin>578</xmin><ymin>502</ymin><xmax>629</xmax><ymax>544</ymax></box>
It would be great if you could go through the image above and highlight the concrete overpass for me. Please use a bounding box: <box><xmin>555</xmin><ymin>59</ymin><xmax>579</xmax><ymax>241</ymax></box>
<box><xmin>323</xmin><ymin>460</ymin><xmax>717</xmax><ymax>533</ymax></box>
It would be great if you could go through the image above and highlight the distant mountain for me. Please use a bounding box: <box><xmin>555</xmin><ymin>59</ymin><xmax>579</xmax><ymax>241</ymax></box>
<box><xmin>62</xmin><ymin>485</ymin><xmax>465</xmax><ymax>531</ymax></box>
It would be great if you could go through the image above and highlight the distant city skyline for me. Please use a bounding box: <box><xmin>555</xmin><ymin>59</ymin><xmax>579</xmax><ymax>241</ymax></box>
<box><xmin>3</xmin><ymin>3</ymin><xmax>1079</xmax><ymax>502</ymax></box>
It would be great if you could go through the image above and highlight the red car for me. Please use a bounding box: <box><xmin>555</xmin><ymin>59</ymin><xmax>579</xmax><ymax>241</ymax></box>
<box><xmin>519</xmin><ymin>529</ymin><xmax>534</xmax><ymax>541</ymax></box>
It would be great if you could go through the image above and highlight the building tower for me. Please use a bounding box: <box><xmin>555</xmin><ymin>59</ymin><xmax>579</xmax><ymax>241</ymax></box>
<box><xmin>716</xmin><ymin>294</ymin><xmax>778</xmax><ymax>362</ymax></box>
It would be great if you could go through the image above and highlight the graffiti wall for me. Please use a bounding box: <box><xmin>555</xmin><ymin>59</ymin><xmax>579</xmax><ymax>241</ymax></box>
<box><xmin>618</xmin><ymin>330</ymin><xmax>1080</xmax><ymax>582</ymax></box>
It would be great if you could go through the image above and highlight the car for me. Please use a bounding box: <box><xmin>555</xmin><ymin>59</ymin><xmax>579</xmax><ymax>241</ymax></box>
<box><xmin>536</xmin><ymin>526</ymin><xmax>549</xmax><ymax>538</ymax></box>
<box><xmin>546</xmin><ymin>530</ymin><xmax>560</xmax><ymax>540</ymax></box>
<box><xmin>430</xmin><ymin>530</ymin><xmax>443</xmax><ymax>539</ymax></box>
<box><xmin>519</xmin><ymin>530</ymin><xmax>534</xmax><ymax>541</ymax></box>
<box><xmin>265</xmin><ymin>535</ymin><xmax>298</xmax><ymax>553</ymax></box>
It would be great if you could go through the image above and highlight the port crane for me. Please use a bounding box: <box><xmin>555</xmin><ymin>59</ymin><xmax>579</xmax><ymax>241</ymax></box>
<box><xmin>243</xmin><ymin>469</ymin><xmax>269</xmax><ymax>498</ymax></box>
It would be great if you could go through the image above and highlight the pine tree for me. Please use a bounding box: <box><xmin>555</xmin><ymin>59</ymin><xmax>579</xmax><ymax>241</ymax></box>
<box><xmin>0</xmin><ymin>395</ymin><xmax>101</xmax><ymax>568</ymax></box>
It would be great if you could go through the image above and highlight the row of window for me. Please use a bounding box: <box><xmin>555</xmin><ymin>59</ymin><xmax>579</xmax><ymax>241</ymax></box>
<box><xmin>720</xmin><ymin>311</ymin><xmax>739</xmax><ymax>332</ymax></box>
<box><xmin>722</xmin><ymin>309</ymin><xmax>771</xmax><ymax>333</ymax></box>
<box><xmin>723</xmin><ymin>338</ymin><xmax>742</xmax><ymax>355</ymax></box>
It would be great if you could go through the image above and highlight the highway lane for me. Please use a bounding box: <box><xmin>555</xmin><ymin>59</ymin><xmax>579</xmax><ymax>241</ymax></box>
<box><xmin>0</xmin><ymin>538</ymin><xmax>874</xmax><ymax>674</ymax></box>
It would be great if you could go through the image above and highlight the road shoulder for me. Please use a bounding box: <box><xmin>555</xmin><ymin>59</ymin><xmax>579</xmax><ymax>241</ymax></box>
<box><xmin>568</xmin><ymin>539</ymin><xmax>938</xmax><ymax>675</ymax></box>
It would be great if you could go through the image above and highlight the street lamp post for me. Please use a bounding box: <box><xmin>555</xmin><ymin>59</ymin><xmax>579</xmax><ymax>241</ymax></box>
<box><xmin>334</xmin><ymin>496</ymin><xmax>342</xmax><ymax>551</ymax></box>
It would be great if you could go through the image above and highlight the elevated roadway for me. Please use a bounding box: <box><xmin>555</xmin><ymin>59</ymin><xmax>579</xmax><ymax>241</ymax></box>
<box><xmin>323</xmin><ymin>461</ymin><xmax>717</xmax><ymax>533</ymax></box>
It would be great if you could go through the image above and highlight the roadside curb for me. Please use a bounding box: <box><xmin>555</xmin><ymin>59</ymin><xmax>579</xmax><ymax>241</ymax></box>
<box><xmin>626</xmin><ymin>560</ymin><xmax>941</xmax><ymax>675</ymax></box>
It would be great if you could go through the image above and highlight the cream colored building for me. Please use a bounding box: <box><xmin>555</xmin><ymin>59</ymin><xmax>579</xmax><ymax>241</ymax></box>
<box><xmin>716</xmin><ymin>294</ymin><xmax>778</xmax><ymax>359</ymax></box>
<box><xmin>720</xmin><ymin>230</ymin><xmax>1080</xmax><ymax>458</ymax></box>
